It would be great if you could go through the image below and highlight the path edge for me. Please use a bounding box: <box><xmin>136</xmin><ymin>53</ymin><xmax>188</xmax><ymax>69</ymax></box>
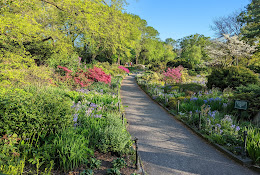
<box><xmin>120</xmin><ymin>74</ymin><xmax>146</xmax><ymax>175</ymax></box>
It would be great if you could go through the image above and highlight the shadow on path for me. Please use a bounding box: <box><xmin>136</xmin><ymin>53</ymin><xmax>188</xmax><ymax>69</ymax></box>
<box><xmin>121</xmin><ymin>74</ymin><xmax>257</xmax><ymax>175</ymax></box>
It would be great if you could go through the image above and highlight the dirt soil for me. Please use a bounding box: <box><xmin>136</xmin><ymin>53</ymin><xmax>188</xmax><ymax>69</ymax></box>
<box><xmin>93</xmin><ymin>151</ymin><xmax>137</xmax><ymax>175</ymax></box>
<box><xmin>66</xmin><ymin>151</ymin><xmax>137</xmax><ymax>175</ymax></box>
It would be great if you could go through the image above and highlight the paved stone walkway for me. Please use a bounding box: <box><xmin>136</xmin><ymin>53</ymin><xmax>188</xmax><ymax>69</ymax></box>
<box><xmin>121</xmin><ymin>74</ymin><xmax>258</xmax><ymax>175</ymax></box>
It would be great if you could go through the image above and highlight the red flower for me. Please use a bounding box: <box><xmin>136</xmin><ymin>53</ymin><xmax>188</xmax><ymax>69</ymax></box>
<box><xmin>57</xmin><ymin>65</ymin><xmax>73</xmax><ymax>73</ymax></box>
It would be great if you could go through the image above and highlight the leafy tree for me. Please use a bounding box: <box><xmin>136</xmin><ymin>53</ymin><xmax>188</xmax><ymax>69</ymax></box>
<box><xmin>179</xmin><ymin>34</ymin><xmax>210</xmax><ymax>68</ymax></box>
<box><xmin>165</xmin><ymin>38</ymin><xmax>177</xmax><ymax>48</ymax></box>
<box><xmin>241</xmin><ymin>0</ymin><xmax>260</xmax><ymax>42</ymax></box>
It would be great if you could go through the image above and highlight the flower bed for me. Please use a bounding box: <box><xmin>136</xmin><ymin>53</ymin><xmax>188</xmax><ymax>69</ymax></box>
<box><xmin>136</xmin><ymin>71</ymin><xmax>260</xmax><ymax>167</ymax></box>
<box><xmin>0</xmin><ymin>65</ymin><xmax>138</xmax><ymax>175</ymax></box>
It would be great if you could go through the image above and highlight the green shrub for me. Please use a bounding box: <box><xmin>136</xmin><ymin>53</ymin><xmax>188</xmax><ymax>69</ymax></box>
<box><xmin>106</xmin><ymin>168</ymin><xmax>120</xmax><ymax>175</ymax></box>
<box><xmin>188</xmin><ymin>69</ymin><xmax>197</xmax><ymax>76</ymax></box>
<box><xmin>0</xmin><ymin>50</ymin><xmax>52</xmax><ymax>87</ymax></box>
<box><xmin>52</xmin><ymin>127</ymin><xmax>93</xmax><ymax>172</ymax></box>
<box><xmin>80</xmin><ymin>169</ymin><xmax>94</xmax><ymax>175</ymax></box>
<box><xmin>232</xmin><ymin>84</ymin><xmax>260</xmax><ymax>120</ymax></box>
<box><xmin>0</xmin><ymin>133</ymin><xmax>26</xmax><ymax>175</ymax></box>
<box><xmin>78</xmin><ymin>113</ymin><xmax>132</xmax><ymax>155</ymax></box>
<box><xmin>96</xmin><ymin>114</ymin><xmax>132</xmax><ymax>154</ymax></box>
<box><xmin>246</xmin><ymin>127</ymin><xmax>260</xmax><ymax>163</ymax></box>
<box><xmin>149</xmin><ymin>62</ymin><xmax>166</xmax><ymax>72</ymax></box>
<box><xmin>0</xmin><ymin>86</ymin><xmax>73</xmax><ymax>136</ymax></box>
<box><xmin>167</xmin><ymin>59</ymin><xmax>193</xmax><ymax>69</ymax></box>
<box><xmin>207</xmin><ymin>66</ymin><xmax>259</xmax><ymax>90</ymax></box>
<box><xmin>134</xmin><ymin>64</ymin><xmax>146</xmax><ymax>70</ymax></box>
<box><xmin>112</xmin><ymin>158</ymin><xmax>127</xmax><ymax>169</ymax></box>
<box><xmin>48</xmin><ymin>51</ymin><xmax>80</xmax><ymax>72</ymax></box>
<box><xmin>179</xmin><ymin>83</ymin><xmax>204</xmax><ymax>93</ymax></box>
<box><xmin>87</xmin><ymin>157</ymin><xmax>101</xmax><ymax>170</ymax></box>
<box><xmin>248</xmin><ymin>63</ymin><xmax>260</xmax><ymax>73</ymax></box>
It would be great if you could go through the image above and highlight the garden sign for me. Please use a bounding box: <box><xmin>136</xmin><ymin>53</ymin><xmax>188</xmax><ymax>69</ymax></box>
<box><xmin>234</xmin><ymin>100</ymin><xmax>248</xmax><ymax>110</ymax></box>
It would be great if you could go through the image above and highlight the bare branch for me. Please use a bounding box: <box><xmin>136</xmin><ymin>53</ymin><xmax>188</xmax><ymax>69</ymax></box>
<box><xmin>210</xmin><ymin>11</ymin><xmax>244</xmax><ymax>38</ymax></box>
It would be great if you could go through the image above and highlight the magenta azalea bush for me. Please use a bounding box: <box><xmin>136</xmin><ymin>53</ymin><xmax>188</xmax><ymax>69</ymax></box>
<box><xmin>118</xmin><ymin>66</ymin><xmax>130</xmax><ymax>73</ymax></box>
<box><xmin>163</xmin><ymin>66</ymin><xmax>182</xmax><ymax>83</ymax></box>
<box><xmin>87</xmin><ymin>67</ymin><xmax>111</xmax><ymax>84</ymax></box>
<box><xmin>57</xmin><ymin>66</ymin><xmax>111</xmax><ymax>87</ymax></box>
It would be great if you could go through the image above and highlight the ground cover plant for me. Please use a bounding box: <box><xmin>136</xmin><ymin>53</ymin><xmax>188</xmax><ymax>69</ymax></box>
<box><xmin>137</xmin><ymin>65</ymin><xmax>260</xmax><ymax>165</ymax></box>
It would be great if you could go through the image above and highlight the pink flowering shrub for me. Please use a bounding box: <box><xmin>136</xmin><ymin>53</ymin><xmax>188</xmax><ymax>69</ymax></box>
<box><xmin>87</xmin><ymin>67</ymin><xmax>111</xmax><ymax>84</ymax></box>
<box><xmin>57</xmin><ymin>65</ymin><xmax>73</xmax><ymax>73</ymax></box>
<box><xmin>57</xmin><ymin>66</ymin><xmax>111</xmax><ymax>87</ymax></box>
<box><xmin>163</xmin><ymin>66</ymin><xmax>182</xmax><ymax>83</ymax></box>
<box><xmin>118</xmin><ymin>66</ymin><xmax>130</xmax><ymax>73</ymax></box>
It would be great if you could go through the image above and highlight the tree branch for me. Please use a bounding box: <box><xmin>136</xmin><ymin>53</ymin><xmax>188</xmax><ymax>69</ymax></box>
<box><xmin>41</xmin><ymin>0</ymin><xmax>64</xmax><ymax>11</ymax></box>
<box><xmin>23</xmin><ymin>36</ymin><xmax>54</xmax><ymax>45</ymax></box>
<box><xmin>101</xmin><ymin>0</ymin><xmax>108</xmax><ymax>6</ymax></box>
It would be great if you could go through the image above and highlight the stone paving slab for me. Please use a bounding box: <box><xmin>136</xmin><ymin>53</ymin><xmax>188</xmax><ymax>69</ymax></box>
<box><xmin>121</xmin><ymin>74</ymin><xmax>258</xmax><ymax>175</ymax></box>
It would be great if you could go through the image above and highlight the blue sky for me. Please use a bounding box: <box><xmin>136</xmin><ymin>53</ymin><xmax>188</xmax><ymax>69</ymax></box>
<box><xmin>125</xmin><ymin>0</ymin><xmax>250</xmax><ymax>41</ymax></box>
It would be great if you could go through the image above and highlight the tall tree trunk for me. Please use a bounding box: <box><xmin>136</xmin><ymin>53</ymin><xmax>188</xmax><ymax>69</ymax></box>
<box><xmin>136</xmin><ymin>54</ymin><xmax>138</xmax><ymax>65</ymax></box>
<box><xmin>92</xmin><ymin>54</ymin><xmax>97</xmax><ymax>63</ymax></box>
<box><xmin>117</xmin><ymin>54</ymin><xmax>120</xmax><ymax>65</ymax></box>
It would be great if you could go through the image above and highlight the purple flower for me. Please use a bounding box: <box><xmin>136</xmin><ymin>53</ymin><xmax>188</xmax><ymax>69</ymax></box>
<box><xmin>73</xmin><ymin>114</ymin><xmax>78</xmax><ymax>122</ymax></box>
<box><xmin>190</xmin><ymin>97</ymin><xmax>198</xmax><ymax>101</ymax></box>
<box><xmin>100</xmin><ymin>89</ymin><xmax>103</xmax><ymax>93</ymax></box>
<box><xmin>94</xmin><ymin>114</ymin><xmax>102</xmax><ymax>118</ymax></box>
<box><xmin>86</xmin><ymin>108</ymin><xmax>94</xmax><ymax>115</ymax></box>
<box><xmin>90</xmin><ymin>103</ymin><xmax>97</xmax><ymax>108</ymax></box>
<box><xmin>75</xmin><ymin>106</ymin><xmax>80</xmax><ymax>111</ymax></box>
<box><xmin>216</xmin><ymin>124</ymin><xmax>221</xmax><ymax>128</ymax></box>
<box><xmin>195</xmin><ymin>109</ymin><xmax>200</xmax><ymax>113</ymax></box>
<box><xmin>208</xmin><ymin>111</ymin><xmax>217</xmax><ymax>119</ymax></box>
<box><xmin>236</xmin><ymin>126</ymin><xmax>240</xmax><ymax>131</ymax></box>
<box><xmin>208</xmin><ymin>98</ymin><xmax>214</xmax><ymax>102</ymax></box>
<box><xmin>231</xmin><ymin>124</ymin><xmax>236</xmax><ymax>129</ymax></box>
<box><xmin>77</xmin><ymin>89</ymin><xmax>89</xmax><ymax>94</ymax></box>
<box><xmin>220</xmin><ymin>130</ymin><xmax>223</xmax><ymax>134</ymax></box>
<box><xmin>203</xmin><ymin>100</ymin><xmax>208</xmax><ymax>103</ymax></box>
<box><xmin>235</xmin><ymin>146</ymin><xmax>242</xmax><ymax>150</ymax></box>
<box><xmin>215</xmin><ymin>97</ymin><xmax>221</xmax><ymax>101</ymax></box>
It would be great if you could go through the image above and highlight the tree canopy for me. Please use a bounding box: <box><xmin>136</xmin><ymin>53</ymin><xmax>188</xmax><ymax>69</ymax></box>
<box><xmin>241</xmin><ymin>0</ymin><xmax>260</xmax><ymax>41</ymax></box>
